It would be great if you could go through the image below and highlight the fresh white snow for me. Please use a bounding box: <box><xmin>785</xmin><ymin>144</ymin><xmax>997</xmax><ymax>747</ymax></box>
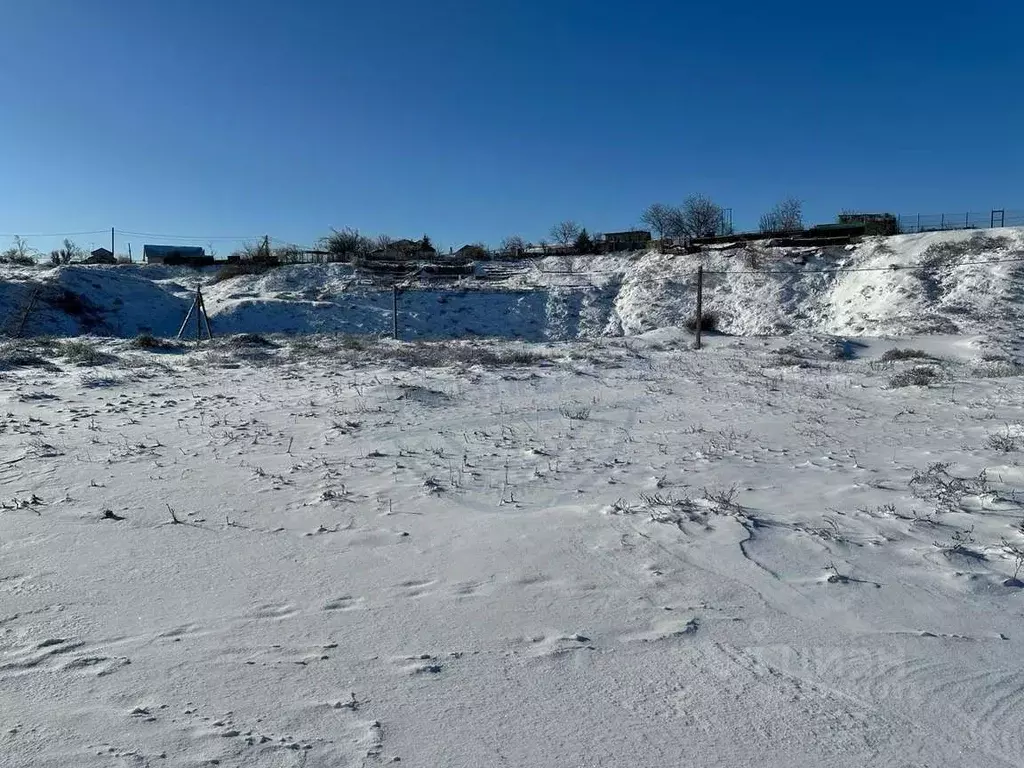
<box><xmin>2</xmin><ymin>227</ymin><xmax>1022</xmax><ymax>342</ymax></box>
<box><xmin>2</xmin><ymin>330</ymin><xmax>1024</xmax><ymax>766</ymax></box>
<box><xmin>3</xmin><ymin>227</ymin><xmax>1024</xmax><ymax>766</ymax></box>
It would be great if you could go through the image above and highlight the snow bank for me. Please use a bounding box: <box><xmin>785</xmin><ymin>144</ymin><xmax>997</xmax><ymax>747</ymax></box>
<box><xmin>1</xmin><ymin>227</ymin><xmax>1022</xmax><ymax>341</ymax></box>
<box><xmin>614</xmin><ymin>227</ymin><xmax>1024</xmax><ymax>338</ymax></box>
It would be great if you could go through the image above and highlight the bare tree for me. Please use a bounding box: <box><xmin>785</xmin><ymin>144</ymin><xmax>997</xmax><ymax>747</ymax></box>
<box><xmin>759</xmin><ymin>198</ymin><xmax>803</xmax><ymax>233</ymax></box>
<box><xmin>680</xmin><ymin>195</ymin><xmax>726</xmax><ymax>239</ymax></box>
<box><xmin>1</xmin><ymin>235</ymin><xmax>37</xmax><ymax>265</ymax></box>
<box><xmin>549</xmin><ymin>220</ymin><xmax>582</xmax><ymax>246</ymax></box>
<box><xmin>318</xmin><ymin>227</ymin><xmax>372</xmax><ymax>263</ymax></box>
<box><xmin>229</xmin><ymin>241</ymin><xmax>265</xmax><ymax>261</ymax></box>
<box><xmin>640</xmin><ymin>203</ymin><xmax>684</xmax><ymax>240</ymax></box>
<box><xmin>375</xmin><ymin>234</ymin><xmax>395</xmax><ymax>252</ymax></box>
<box><xmin>499</xmin><ymin>235</ymin><xmax>526</xmax><ymax>256</ymax></box>
<box><xmin>48</xmin><ymin>238</ymin><xmax>83</xmax><ymax>265</ymax></box>
<box><xmin>272</xmin><ymin>244</ymin><xmax>304</xmax><ymax>263</ymax></box>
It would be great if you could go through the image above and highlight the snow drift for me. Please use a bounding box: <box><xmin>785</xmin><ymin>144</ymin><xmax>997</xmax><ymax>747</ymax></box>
<box><xmin>2</xmin><ymin>227</ymin><xmax>1022</xmax><ymax>341</ymax></box>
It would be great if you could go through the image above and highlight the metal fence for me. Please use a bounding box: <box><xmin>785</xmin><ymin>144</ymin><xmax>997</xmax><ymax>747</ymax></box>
<box><xmin>896</xmin><ymin>209</ymin><xmax>1024</xmax><ymax>234</ymax></box>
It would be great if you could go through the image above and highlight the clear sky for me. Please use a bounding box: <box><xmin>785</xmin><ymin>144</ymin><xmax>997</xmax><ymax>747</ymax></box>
<box><xmin>2</xmin><ymin>0</ymin><xmax>1022</xmax><ymax>256</ymax></box>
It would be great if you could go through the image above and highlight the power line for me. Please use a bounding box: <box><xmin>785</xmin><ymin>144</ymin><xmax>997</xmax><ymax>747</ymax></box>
<box><xmin>0</xmin><ymin>230</ymin><xmax>108</xmax><ymax>238</ymax></box>
<box><xmin>115</xmin><ymin>230</ymin><xmax>264</xmax><ymax>241</ymax></box>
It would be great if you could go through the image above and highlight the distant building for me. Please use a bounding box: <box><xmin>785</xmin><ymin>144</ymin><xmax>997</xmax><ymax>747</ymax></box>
<box><xmin>524</xmin><ymin>243</ymin><xmax>576</xmax><ymax>257</ymax></box>
<box><xmin>452</xmin><ymin>244</ymin><xmax>489</xmax><ymax>261</ymax></box>
<box><xmin>835</xmin><ymin>213</ymin><xmax>898</xmax><ymax>236</ymax></box>
<box><xmin>86</xmin><ymin>248</ymin><xmax>116</xmax><ymax>264</ymax></box>
<box><xmin>143</xmin><ymin>245</ymin><xmax>207</xmax><ymax>265</ymax></box>
<box><xmin>603</xmin><ymin>230</ymin><xmax>652</xmax><ymax>252</ymax></box>
<box><xmin>368</xmin><ymin>238</ymin><xmax>437</xmax><ymax>262</ymax></box>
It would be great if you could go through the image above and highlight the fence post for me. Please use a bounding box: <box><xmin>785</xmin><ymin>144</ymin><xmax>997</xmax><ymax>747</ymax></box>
<box><xmin>694</xmin><ymin>265</ymin><xmax>704</xmax><ymax>350</ymax></box>
<box><xmin>392</xmin><ymin>285</ymin><xmax>399</xmax><ymax>340</ymax></box>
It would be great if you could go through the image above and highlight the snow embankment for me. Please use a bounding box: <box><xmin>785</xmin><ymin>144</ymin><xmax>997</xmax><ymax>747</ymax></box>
<box><xmin>613</xmin><ymin>228</ymin><xmax>1024</xmax><ymax>338</ymax></box>
<box><xmin>1</xmin><ymin>227</ymin><xmax>1022</xmax><ymax>341</ymax></box>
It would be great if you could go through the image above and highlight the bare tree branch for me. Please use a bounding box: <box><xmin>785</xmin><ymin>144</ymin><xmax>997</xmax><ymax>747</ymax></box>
<box><xmin>549</xmin><ymin>221</ymin><xmax>582</xmax><ymax>246</ymax></box>
<box><xmin>759</xmin><ymin>198</ymin><xmax>803</xmax><ymax>233</ymax></box>
<box><xmin>680</xmin><ymin>195</ymin><xmax>726</xmax><ymax>239</ymax></box>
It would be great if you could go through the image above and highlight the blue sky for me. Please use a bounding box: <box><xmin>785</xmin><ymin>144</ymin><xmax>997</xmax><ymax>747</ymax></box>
<box><xmin>2</xmin><ymin>0</ymin><xmax>1022</xmax><ymax>256</ymax></box>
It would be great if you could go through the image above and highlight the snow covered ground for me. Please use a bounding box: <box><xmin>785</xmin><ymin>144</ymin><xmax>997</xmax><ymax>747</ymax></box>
<box><xmin>2</xmin><ymin>227</ymin><xmax>1023</xmax><ymax>343</ymax></box>
<box><xmin>4</xmin><ymin>331</ymin><xmax>1024</xmax><ymax>766</ymax></box>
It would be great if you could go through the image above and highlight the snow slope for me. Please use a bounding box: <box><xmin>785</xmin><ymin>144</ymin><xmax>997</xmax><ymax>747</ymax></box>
<box><xmin>3</xmin><ymin>333</ymin><xmax>1024</xmax><ymax>766</ymax></box>
<box><xmin>1</xmin><ymin>227</ymin><xmax>1023</xmax><ymax>344</ymax></box>
<box><xmin>612</xmin><ymin>227</ymin><xmax>1024</xmax><ymax>338</ymax></box>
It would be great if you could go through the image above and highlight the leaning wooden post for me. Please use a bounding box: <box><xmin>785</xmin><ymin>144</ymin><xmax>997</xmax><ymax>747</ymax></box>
<box><xmin>177</xmin><ymin>298</ymin><xmax>197</xmax><ymax>340</ymax></box>
<box><xmin>694</xmin><ymin>265</ymin><xmax>704</xmax><ymax>350</ymax></box>
<box><xmin>392</xmin><ymin>285</ymin><xmax>399</xmax><ymax>340</ymax></box>
<box><xmin>195</xmin><ymin>286</ymin><xmax>202</xmax><ymax>342</ymax></box>
<box><xmin>198</xmin><ymin>288</ymin><xmax>213</xmax><ymax>339</ymax></box>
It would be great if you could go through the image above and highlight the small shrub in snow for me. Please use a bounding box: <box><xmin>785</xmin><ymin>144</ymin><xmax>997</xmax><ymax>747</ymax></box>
<box><xmin>829</xmin><ymin>340</ymin><xmax>857</xmax><ymax>361</ymax></box>
<box><xmin>703</xmin><ymin>485</ymin><xmax>741</xmax><ymax>513</ymax></box>
<box><xmin>390</xmin><ymin>342</ymin><xmax>547</xmax><ymax>369</ymax></box>
<box><xmin>685</xmin><ymin>311</ymin><xmax>718</xmax><ymax>333</ymax></box>
<box><xmin>131</xmin><ymin>333</ymin><xmax>161</xmax><ymax>349</ymax></box>
<box><xmin>340</xmin><ymin>336</ymin><xmax>367</xmax><ymax>351</ymax></box>
<box><xmin>209</xmin><ymin>261</ymin><xmax>278</xmax><ymax>284</ymax></box>
<box><xmin>80</xmin><ymin>374</ymin><xmax>124</xmax><ymax>388</ymax></box>
<box><xmin>971</xmin><ymin>361</ymin><xmax>1024</xmax><ymax>379</ymax></box>
<box><xmin>559</xmin><ymin>405</ymin><xmax>591</xmax><ymax>421</ymax></box>
<box><xmin>60</xmin><ymin>340</ymin><xmax>117</xmax><ymax>367</ymax></box>
<box><xmin>1000</xmin><ymin>539</ymin><xmax>1024</xmax><ymax>587</ymax></box>
<box><xmin>0</xmin><ymin>344</ymin><xmax>56</xmax><ymax>370</ymax></box>
<box><xmin>881</xmin><ymin>348</ymin><xmax>933</xmax><ymax>362</ymax></box>
<box><xmin>909</xmin><ymin>463</ymin><xmax>989</xmax><ymax>514</ymax></box>
<box><xmin>498</xmin><ymin>348</ymin><xmax>546</xmax><ymax>366</ymax></box>
<box><xmin>934</xmin><ymin>526</ymin><xmax>980</xmax><ymax>558</ymax></box>
<box><xmin>130</xmin><ymin>333</ymin><xmax>179</xmax><ymax>351</ymax></box>
<box><xmin>227</xmin><ymin>333</ymin><xmax>278</xmax><ymax>348</ymax></box>
<box><xmin>888</xmin><ymin>366</ymin><xmax>936</xmax><ymax>388</ymax></box>
<box><xmin>987</xmin><ymin>430</ymin><xmax>1018</xmax><ymax>452</ymax></box>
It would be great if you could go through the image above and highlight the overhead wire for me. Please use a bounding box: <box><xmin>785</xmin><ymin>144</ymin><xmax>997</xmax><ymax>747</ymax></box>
<box><xmin>115</xmin><ymin>230</ymin><xmax>265</xmax><ymax>241</ymax></box>
<box><xmin>0</xmin><ymin>230</ymin><xmax>109</xmax><ymax>238</ymax></box>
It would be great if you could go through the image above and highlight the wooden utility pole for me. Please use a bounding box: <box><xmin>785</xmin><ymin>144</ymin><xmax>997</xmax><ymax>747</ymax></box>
<box><xmin>694</xmin><ymin>265</ymin><xmax>704</xmax><ymax>350</ymax></box>
<box><xmin>263</xmin><ymin>235</ymin><xmax>271</xmax><ymax>260</ymax></box>
<box><xmin>111</xmin><ymin>227</ymin><xmax>115</xmax><ymax>260</ymax></box>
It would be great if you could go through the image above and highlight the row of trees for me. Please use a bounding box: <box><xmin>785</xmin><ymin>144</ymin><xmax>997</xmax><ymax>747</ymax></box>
<box><xmin>317</xmin><ymin>196</ymin><xmax>803</xmax><ymax>260</ymax></box>
<box><xmin>493</xmin><ymin>195</ymin><xmax>805</xmax><ymax>259</ymax></box>
<box><xmin>0</xmin><ymin>236</ymin><xmax>91</xmax><ymax>266</ymax></box>
<box><xmin>758</xmin><ymin>198</ymin><xmax>804</xmax><ymax>234</ymax></box>
<box><xmin>638</xmin><ymin>196</ymin><xmax>804</xmax><ymax>241</ymax></box>
<box><xmin>640</xmin><ymin>195</ymin><xmax>733</xmax><ymax>240</ymax></box>
<box><xmin>0</xmin><ymin>196</ymin><xmax>808</xmax><ymax>268</ymax></box>
<box><xmin>311</xmin><ymin>230</ymin><xmax>435</xmax><ymax>262</ymax></box>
